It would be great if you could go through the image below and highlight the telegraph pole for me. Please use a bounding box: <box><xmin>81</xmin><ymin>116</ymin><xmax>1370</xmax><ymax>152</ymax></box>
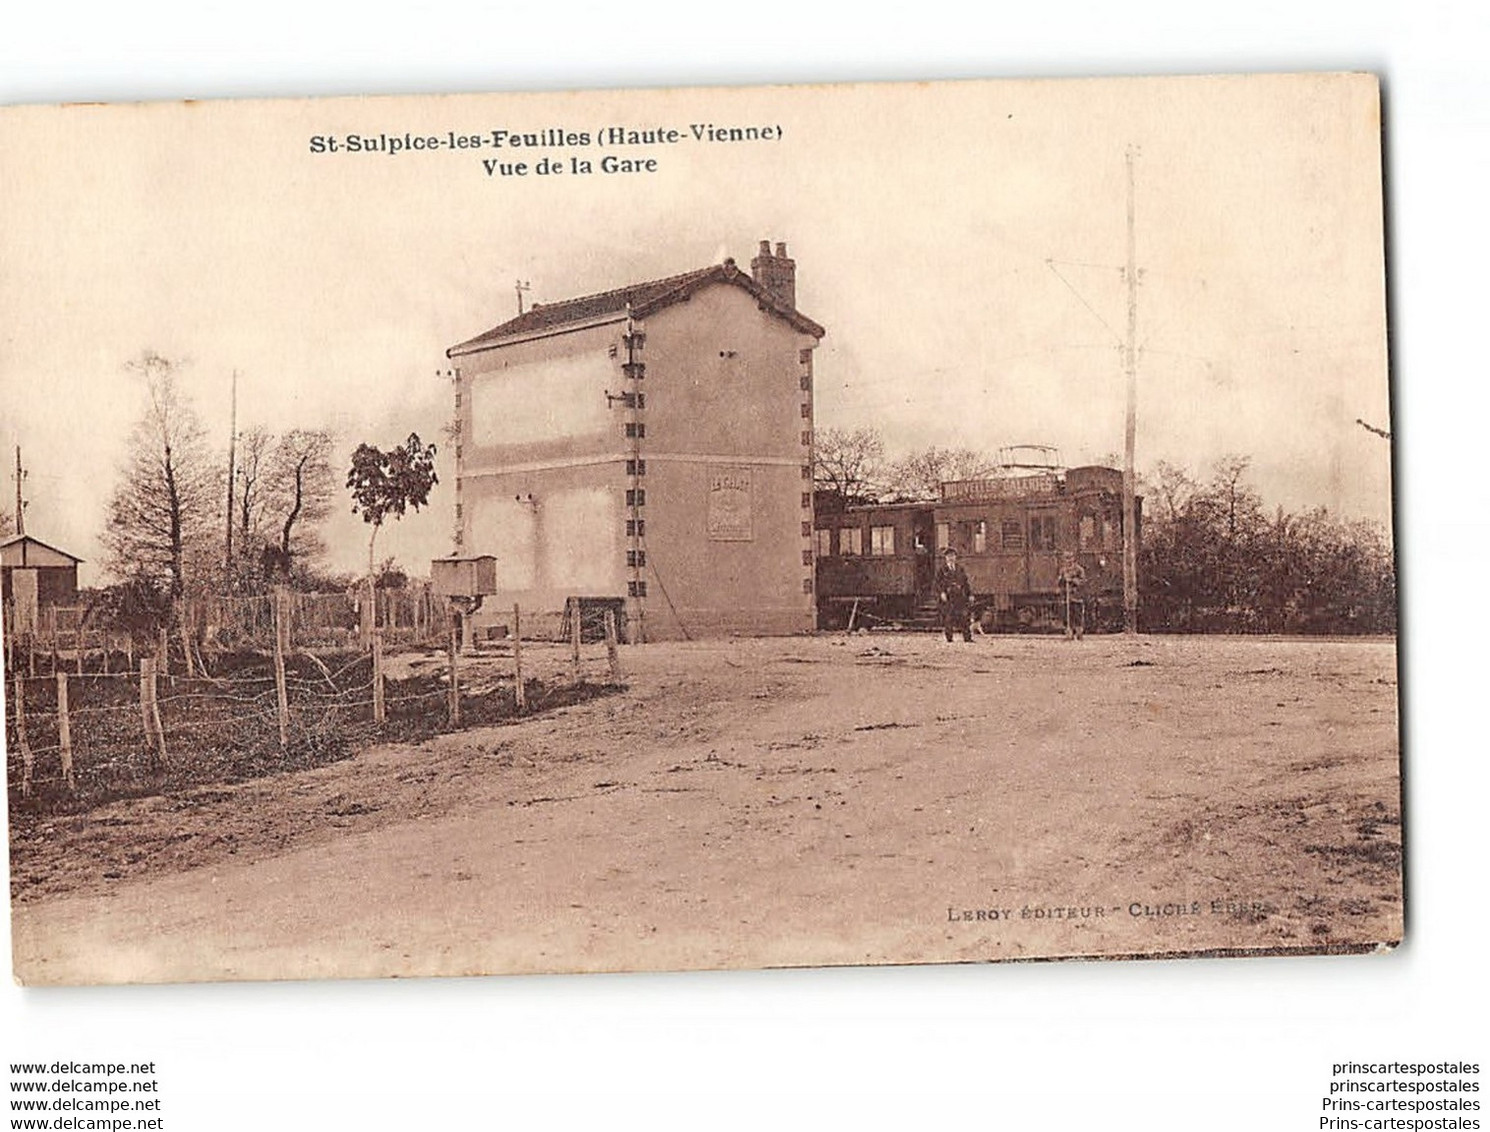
<box><xmin>515</xmin><ymin>279</ymin><xmax>531</xmax><ymax>316</ymax></box>
<box><xmin>1122</xmin><ymin>145</ymin><xmax>1140</xmax><ymax>635</ymax></box>
<box><xmin>225</xmin><ymin>370</ymin><xmax>237</xmax><ymax>573</ymax></box>
<box><xmin>13</xmin><ymin>446</ymin><xmax>26</xmax><ymax>536</ymax></box>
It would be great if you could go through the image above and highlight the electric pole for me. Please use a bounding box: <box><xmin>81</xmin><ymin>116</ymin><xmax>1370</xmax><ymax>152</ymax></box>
<box><xmin>515</xmin><ymin>279</ymin><xmax>531</xmax><ymax>316</ymax></box>
<box><xmin>1122</xmin><ymin>145</ymin><xmax>1140</xmax><ymax>635</ymax></box>
<box><xmin>225</xmin><ymin>370</ymin><xmax>237</xmax><ymax>574</ymax></box>
<box><xmin>13</xmin><ymin>446</ymin><xmax>26</xmax><ymax>536</ymax></box>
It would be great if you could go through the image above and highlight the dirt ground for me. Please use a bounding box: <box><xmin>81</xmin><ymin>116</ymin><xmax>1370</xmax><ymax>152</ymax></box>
<box><xmin>8</xmin><ymin>632</ymin><xmax>1402</xmax><ymax>985</ymax></box>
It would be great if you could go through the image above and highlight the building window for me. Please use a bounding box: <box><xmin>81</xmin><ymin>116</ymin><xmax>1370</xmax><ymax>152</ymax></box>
<box><xmin>627</xmin><ymin>550</ymin><xmax>647</xmax><ymax>567</ymax></box>
<box><xmin>800</xmin><ymin>403</ymin><xmax>811</xmax><ymax>418</ymax></box>
<box><xmin>1001</xmin><ymin>518</ymin><xmax>1025</xmax><ymax>551</ymax></box>
<box><xmin>626</xmin><ymin>518</ymin><xmax>646</xmax><ymax>537</ymax></box>
<box><xmin>802</xmin><ymin>521</ymin><xmax>813</xmax><ymax>538</ymax></box>
<box><xmin>801</xmin><ymin>465</ymin><xmax>812</xmax><ymax>480</ymax></box>
<box><xmin>628</xmin><ymin>580</ymin><xmax>648</xmax><ymax>597</ymax></box>
<box><xmin>936</xmin><ymin>522</ymin><xmax>950</xmax><ymax>551</ymax></box>
<box><xmin>801</xmin><ymin>492</ymin><xmax>811</xmax><ymax>509</ymax></box>
<box><xmin>802</xmin><ymin>550</ymin><xmax>813</xmax><ymax>566</ymax></box>
<box><xmin>626</xmin><ymin>489</ymin><xmax>646</xmax><ymax>507</ymax></box>
<box><xmin>870</xmin><ymin>525</ymin><xmax>896</xmax><ymax>556</ymax></box>
<box><xmin>802</xmin><ymin>578</ymin><xmax>814</xmax><ymax>593</ymax></box>
<box><xmin>625</xmin><ymin>422</ymin><xmax>646</xmax><ymax>439</ymax></box>
<box><xmin>619</xmin><ymin>391</ymin><xmax>647</xmax><ymax>410</ymax></box>
<box><xmin>799</xmin><ymin>348</ymin><xmax>813</xmax><ymax>364</ymax></box>
<box><xmin>815</xmin><ymin>528</ymin><xmax>833</xmax><ymax>557</ymax></box>
<box><xmin>801</xmin><ymin>430</ymin><xmax>812</xmax><ymax>446</ymax></box>
<box><xmin>840</xmin><ymin>527</ymin><xmax>863</xmax><ymax>555</ymax></box>
<box><xmin>625</xmin><ymin>459</ymin><xmax>647</xmax><ymax>476</ymax></box>
<box><xmin>973</xmin><ymin>520</ymin><xmax>987</xmax><ymax>554</ymax></box>
<box><xmin>800</xmin><ymin>374</ymin><xmax>811</xmax><ymax>391</ymax></box>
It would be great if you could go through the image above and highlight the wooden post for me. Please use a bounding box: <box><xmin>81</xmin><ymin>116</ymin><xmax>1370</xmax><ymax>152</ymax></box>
<box><xmin>604</xmin><ymin>608</ymin><xmax>621</xmax><ymax>683</ymax></box>
<box><xmin>512</xmin><ymin>603</ymin><xmax>526</xmax><ymax>713</ymax></box>
<box><xmin>569</xmin><ymin>599</ymin><xmax>581</xmax><ymax>684</ymax></box>
<box><xmin>75</xmin><ymin>622</ymin><xmax>84</xmax><ymax>677</ymax></box>
<box><xmin>446</xmin><ymin>619</ymin><xmax>461</xmax><ymax>726</ymax></box>
<box><xmin>49</xmin><ymin>609</ymin><xmax>58</xmax><ymax>676</ymax></box>
<box><xmin>372</xmin><ymin>629</ymin><xmax>385</xmax><ymax>724</ymax></box>
<box><xmin>158</xmin><ymin>625</ymin><xmax>169</xmax><ymax>676</ymax></box>
<box><xmin>273</xmin><ymin>586</ymin><xmax>290</xmax><ymax>750</ymax></box>
<box><xmin>148</xmin><ymin>659</ymin><xmax>168</xmax><ymax>767</ymax></box>
<box><xmin>178</xmin><ymin>600</ymin><xmax>195</xmax><ymax>677</ymax></box>
<box><xmin>56</xmin><ymin>670</ymin><xmax>75</xmax><ymax>792</ymax></box>
<box><xmin>14</xmin><ymin>668</ymin><xmax>33</xmax><ymax>799</ymax></box>
<box><xmin>139</xmin><ymin>657</ymin><xmax>152</xmax><ymax>736</ymax></box>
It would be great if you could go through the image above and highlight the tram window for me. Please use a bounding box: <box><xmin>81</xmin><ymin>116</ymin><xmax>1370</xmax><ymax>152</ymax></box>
<box><xmin>1030</xmin><ymin>514</ymin><xmax>1057</xmax><ymax>550</ymax></box>
<box><xmin>936</xmin><ymin>522</ymin><xmax>950</xmax><ymax>550</ymax></box>
<box><xmin>1102</xmin><ymin>518</ymin><xmax>1118</xmax><ymax>551</ymax></box>
<box><xmin>973</xmin><ymin>520</ymin><xmax>987</xmax><ymax>554</ymax></box>
<box><xmin>815</xmin><ymin>528</ymin><xmax>833</xmax><ymax>557</ymax></box>
<box><xmin>840</xmin><ymin>527</ymin><xmax>864</xmax><ymax>555</ymax></box>
<box><xmin>1001</xmin><ymin>518</ymin><xmax>1025</xmax><ymax>550</ymax></box>
<box><xmin>870</xmin><ymin>525</ymin><xmax>896</xmax><ymax>556</ymax></box>
<box><xmin>1080</xmin><ymin>515</ymin><xmax>1096</xmax><ymax>550</ymax></box>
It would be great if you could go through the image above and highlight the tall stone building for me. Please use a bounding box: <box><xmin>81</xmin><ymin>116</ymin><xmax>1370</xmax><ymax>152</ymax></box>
<box><xmin>443</xmin><ymin>240</ymin><xmax>825</xmax><ymax>640</ymax></box>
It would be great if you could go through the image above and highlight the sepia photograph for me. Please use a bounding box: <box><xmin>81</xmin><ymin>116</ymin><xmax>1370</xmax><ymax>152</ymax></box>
<box><xmin>2</xmin><ymin>73</ymin><xmax>1400</xmax><ymax>988</ymax></box>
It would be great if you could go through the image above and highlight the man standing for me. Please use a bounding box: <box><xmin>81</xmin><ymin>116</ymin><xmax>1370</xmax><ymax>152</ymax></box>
<box><xmin>935</xmin><ymin>547</ymin><xmax>973</xmax><ymax>642</ymax></box>
<box><xmin>1059</xmin><ymin>552</ymin><xmax>1087</xmax><ymax>640</ymax></box>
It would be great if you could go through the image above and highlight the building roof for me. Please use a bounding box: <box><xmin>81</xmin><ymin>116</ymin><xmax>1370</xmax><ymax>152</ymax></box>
<box><xmin>448</xmin><ymin>259</ymin><xmax>825</xmax><ymax>356</ymax></box>
<box><xmin>0</xmin><ymin>533</ymin><xmax>84</xmax><ymax>565</ymax></box>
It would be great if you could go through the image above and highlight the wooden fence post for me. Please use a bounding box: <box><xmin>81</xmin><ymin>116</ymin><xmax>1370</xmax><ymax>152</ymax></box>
<box><xmin>446</xmin><ymin>618</ymin><xmax>461</xmax><ymax>726</ymax></box>
<box><xmin>605</xmin><ymin>608</ymin><xmax>622</xmax><ymax>683</ymax></box>
<box><xmin>273</xmin><ymin>586</ymin><xmax>290</xmax><ymax>750</ymax></box>
<box><xmin>372</xmin><ymin>629</ymin><xmax>385</xmax><ymax>724</ymax></box>
<box><xmin>158</xmin><ymin>625</ymin><xmax>169</xmax><ymax>676</ymax></box>
<box><xmin>178</xmin><ymin>599</ymin><xmax>195</xmax><ymax>678</ymax></box>
<box><xmin>56</xmin><ymin>670</ymin><xmax>76</xmax><ymax>792</ymax></box>
<box><xmin>512</xmin><ymin>604</ymin><xmax>525</xmax><ymax>713</ymax></box>
<box><xmin>140</xmin><ymin>657</ymin><xmax>167</xmax><ymax>768</ymax></box>
<box><xmin>14</xmin><ymin>668</ymin><xmax>33</xmax><ymax>799</ymax></box>
<box><xmin>569</xmin><ymin>599</ymin><xmax>581</xmax><ymax>684</ymax></box>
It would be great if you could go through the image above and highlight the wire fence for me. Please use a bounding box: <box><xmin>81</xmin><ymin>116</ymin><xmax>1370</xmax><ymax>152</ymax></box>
<box><xmin>4</xmin><ymin>593</ymin><xmax>625</xmax><ymax>816</ymax></box>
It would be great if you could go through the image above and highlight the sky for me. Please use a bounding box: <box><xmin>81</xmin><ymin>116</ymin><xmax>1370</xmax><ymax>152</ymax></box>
<box><xmin>0</xmin><ymin>74</ymin><xmax>1391</xmax><ymax>585</ymax></box>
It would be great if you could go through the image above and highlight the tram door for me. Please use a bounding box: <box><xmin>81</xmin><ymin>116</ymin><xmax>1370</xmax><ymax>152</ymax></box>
<box><xmin>911</xmin><ymin>510</ymin><xmax>936</xmax><ymax>600</ymax></box>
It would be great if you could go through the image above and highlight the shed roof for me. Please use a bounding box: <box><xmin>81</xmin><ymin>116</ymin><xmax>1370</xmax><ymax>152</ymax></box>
<box><xmin>0</xmin><ymin>534</ymin><xmax>84</xmax><ymax>567</ymax></box>
<box><xmin>448</xmin><ymin>259</ymin><xmax>825</xmax><ymax>356</ymax></box>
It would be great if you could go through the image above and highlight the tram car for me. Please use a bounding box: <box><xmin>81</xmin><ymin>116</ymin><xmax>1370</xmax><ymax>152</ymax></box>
<box><xmin>813</xmin><ymin>464</ymin><xmax>1138</xmax><ymax>633</ymax></box>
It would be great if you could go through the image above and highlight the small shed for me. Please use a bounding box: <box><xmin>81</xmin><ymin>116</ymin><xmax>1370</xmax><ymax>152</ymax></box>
<box><xmin>1</xmin><ymin>534</ymin><xmax>82</xmax><ymax>634</ymax></box>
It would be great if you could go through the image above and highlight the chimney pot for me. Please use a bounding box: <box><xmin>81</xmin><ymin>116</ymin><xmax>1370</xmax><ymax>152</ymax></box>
<box><xmin>775</xmin><ymin>242</ymin><xmax>787</xmax><ymax>257</ymax></box>
<box><xmin>759</xmin><ymin>240</ymin><xmax>771</xmax><ymax>256</ymax></box>
<box><xmin>750</xmin><ymin>237</ymin><xmax>796</xmax><ymax>310</ymax></box>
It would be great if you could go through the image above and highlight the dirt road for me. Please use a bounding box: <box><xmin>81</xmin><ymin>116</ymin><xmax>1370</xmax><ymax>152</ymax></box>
<box><xmin>10</xmin><ymin>633</ymin><xmax>1401</xmax><ymax>984</ymax></box>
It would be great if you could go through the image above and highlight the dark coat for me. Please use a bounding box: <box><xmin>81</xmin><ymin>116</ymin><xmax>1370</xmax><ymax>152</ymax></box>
<box><xmin>935</xmin><ymin>562</ymin><xmax>972</xmax><ymax>609</ymax></box>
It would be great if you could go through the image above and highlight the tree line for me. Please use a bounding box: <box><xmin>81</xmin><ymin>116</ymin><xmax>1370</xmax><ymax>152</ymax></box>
<box><xmin>813</xmin><ymin>427</ymin><xmax>1396</xmax><ymax>635</ymax></box>
<box><xmin>94</xmin><ymin>351</ymin><xmax>437</xmax><ymax>621</ymax></box>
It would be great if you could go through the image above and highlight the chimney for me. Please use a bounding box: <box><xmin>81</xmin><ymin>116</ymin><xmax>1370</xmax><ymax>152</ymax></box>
<box><xmin>750</xmin><ymin>238</ymin><xmax>796</xmax><ymax>310</ymax></box>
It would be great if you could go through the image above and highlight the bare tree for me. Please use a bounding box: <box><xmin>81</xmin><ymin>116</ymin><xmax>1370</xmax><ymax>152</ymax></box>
<box><xmin>883</xmin><ymin>446</ymin><xmax>997</xmax><ymax>500</ymax></box>
<box><xmin>103</xmin><ymin>352</ymin><xmax>220</xmax><ymax>596</ymax></box>
<box><xmin>264</xmin><ymin>428</ymin><xmax>335</xmax><ymax>580</ymax></box>
<box><xmin>0</xmin><ymin>504</ymin><xmax>14</xmax><ymax>538</ymax></box>
<box><xmin>813</xmin><ymin>426</ymin><xmax>885</xmax><ymax>504</ymax></box>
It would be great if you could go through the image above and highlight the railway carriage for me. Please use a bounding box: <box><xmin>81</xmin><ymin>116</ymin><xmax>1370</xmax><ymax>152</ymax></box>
<box><xmin>814</xmin><ymin>464</ymin><xmax>1138</xmax><ymax>633</ymax></box>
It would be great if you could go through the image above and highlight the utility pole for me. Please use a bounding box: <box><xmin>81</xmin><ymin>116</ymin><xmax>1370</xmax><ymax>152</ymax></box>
<box><xmin>515</xmin><ymin>279</ymin><xmax>531</xmax><ymax>316</ymax></box>
<box><xmin>225</xmin><ymin>370</ymin><xmax>237</xmax><ymax>574</ymax></box>
<box><xmin>13</xmin><ymin>446</ymin><xmax>26</xmax><ymax>536</ymax></box>
<box><xmin>1122</xmin><ymin>145</ymin><xmax>1140</xmax><ymax>635</ymax></box>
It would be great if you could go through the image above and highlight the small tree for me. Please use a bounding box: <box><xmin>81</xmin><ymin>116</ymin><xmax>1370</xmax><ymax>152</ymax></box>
<box><xmin>883</xmin><ymin>446</ymin><xmax>997</xmax><ymax>501</ymax></box>
<box><xmin>347</xmin><ymin>434</ymin><xmax>438</xmax><ymax>638</ymax></box>
<box><xmin>266</xmin><ymin>428</ymin><xmax>335</xmax><ymax>581</ymax></box>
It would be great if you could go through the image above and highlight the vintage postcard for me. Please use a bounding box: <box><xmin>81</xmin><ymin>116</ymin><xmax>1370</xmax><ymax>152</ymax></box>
<box><xmin>1</xmin><ymin>74</ymin><xmax>1398</xmax><ymax>985</ymax></box>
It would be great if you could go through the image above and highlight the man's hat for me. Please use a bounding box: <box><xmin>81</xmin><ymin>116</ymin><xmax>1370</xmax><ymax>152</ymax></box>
<box><xmin>943</xmin><ymin>547</ymin><xmax>958</xmax><ymax>557</ymax></box>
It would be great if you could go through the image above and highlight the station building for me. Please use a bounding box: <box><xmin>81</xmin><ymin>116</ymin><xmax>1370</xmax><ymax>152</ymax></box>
<box><xmin>443</xmin><ymin>240</ymin><xmax>825</xmax><ymax>640</ymax></box>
